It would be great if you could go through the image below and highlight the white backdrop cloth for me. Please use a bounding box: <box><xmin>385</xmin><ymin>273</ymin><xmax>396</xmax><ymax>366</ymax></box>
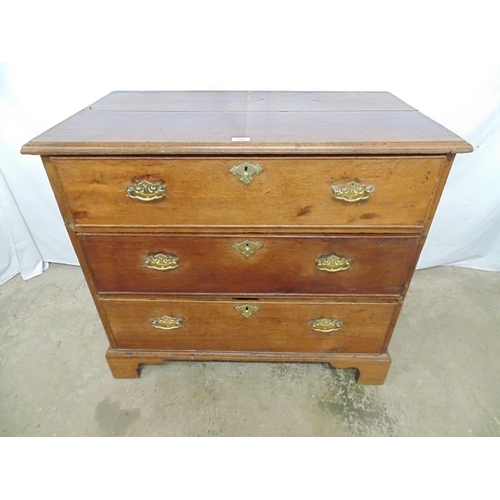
<box><xmin>0</xmin><ymin>168</ymin><xmax>47</xmax><ymax>284</ymax></box>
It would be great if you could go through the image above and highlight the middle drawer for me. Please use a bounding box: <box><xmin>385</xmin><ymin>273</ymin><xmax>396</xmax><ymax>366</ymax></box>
<box><xmin>79</xmin><ymin>233</ymin><xmax>420</xmax><ymax>295</ymax></box>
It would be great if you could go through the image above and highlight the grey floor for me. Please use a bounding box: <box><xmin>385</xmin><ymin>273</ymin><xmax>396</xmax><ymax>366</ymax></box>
<box><xmin>1</xmin><ymin>264</ymin><xmax>499</xmax><ymax>437</ymax></box>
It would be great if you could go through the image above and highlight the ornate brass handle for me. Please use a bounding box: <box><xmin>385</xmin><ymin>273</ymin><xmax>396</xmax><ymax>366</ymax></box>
<box><xmin>235</xmin><ymin>304</ymin><xmax>260</xmax><ymax>318</ymax></box>
<box><xmin>151</xmin><ymin>315</ymin><xmax>183</xmax><ymax>330</ymax></box>
<box><xmin>126</xmin><ymin>180</ymin><xmax>166</xmax><ymax>201</ymax></box>
<box><xmin>230</xmin><ymin>162</ymin><xmax>263</xmax><ymax>184</ymax></box>
<box><xmin>310</xmin><ymin>318</ymin><xmax>343</xmax><ymax>333</ymax></box>
<box><xmin>331</xmin><ymin>181</ymin><xmax>374</xmax><ymax>202</ymax></box>
<box><xmin>144</xmin><ymin>253</ymin><xmax>179</xmax><ymax>270</ymax></box>
<box><xmin>232</xmin><ymin>240</ymin><xmax>263</xmax><ymax>258</ymax></box>
<box><xmin>316</xmin><ymin>253</ymin><xmax>351</xmax><ymax>272</ymax></box>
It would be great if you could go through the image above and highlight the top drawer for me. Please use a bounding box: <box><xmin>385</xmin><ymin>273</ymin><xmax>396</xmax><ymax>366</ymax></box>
<box><xmin>51</xmin><ymin>156</ymin><xmax>447</xmax><ymax>230</ymax></box>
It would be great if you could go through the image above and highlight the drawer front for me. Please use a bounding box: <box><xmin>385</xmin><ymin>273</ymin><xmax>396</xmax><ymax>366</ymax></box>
<box><xmin>101</xmin><ymin>298</ymin><xmax>397</xmax><ymax>353</ymax></box>
<box><xmin>53</xmin><ymin>156</ymin><xmax>445</xmax><ymax>228</ymax></box>
<box><xmin>80</xmin><ymin>233</ymin><xmax>420</xmax><ymax>295</ymax></box>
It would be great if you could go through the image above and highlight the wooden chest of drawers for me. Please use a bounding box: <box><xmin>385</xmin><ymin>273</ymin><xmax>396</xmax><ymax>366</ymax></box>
<box><xmin>22</xmin><ymin>91</ymin><xmax>472</xmax><ymax>384</ymax></box>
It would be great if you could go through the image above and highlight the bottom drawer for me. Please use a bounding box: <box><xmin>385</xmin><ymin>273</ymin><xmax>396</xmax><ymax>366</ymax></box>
<box><xmin>101</xmin><ymin>298</ymin><xmax>398</xmax><ymax>354</ymax></box>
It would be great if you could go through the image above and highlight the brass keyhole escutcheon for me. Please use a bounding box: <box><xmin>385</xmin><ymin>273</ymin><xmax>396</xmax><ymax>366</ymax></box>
<box><xmin>230</xmin><ymin>162</ymin><xmax>263</xmax><ymax>184</ymax></box>
<box><xmin>232</xmin><ymin>240</ymin><xmax>263</xmax><ymax>258</ymax></box>
<box><xmin>235</xmin><ymin>304</ymin><xmax>260</xmax><ymax>318</ymax></box>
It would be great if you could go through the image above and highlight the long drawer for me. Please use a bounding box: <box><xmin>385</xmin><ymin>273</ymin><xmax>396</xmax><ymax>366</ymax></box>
<box><xmin>52</xmin><ymin>156</ymin><xmax>446</xmax><ymax>229</ymax></box>
<box><xmin>101</xmin><ymin>297</ymin><xmax>398</xmax><ymax>353</ymax></box>
<box><xmin>80</xmin><ymin>233</ymin><xmax>420</xmax><ymax>295</ymax></box>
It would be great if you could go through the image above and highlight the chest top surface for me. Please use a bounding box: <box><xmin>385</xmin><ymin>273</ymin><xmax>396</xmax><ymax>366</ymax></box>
<box><xmin>21</xmin><ymin>91</ymin><xmax>472</xmax><ymax>156</ymax></box>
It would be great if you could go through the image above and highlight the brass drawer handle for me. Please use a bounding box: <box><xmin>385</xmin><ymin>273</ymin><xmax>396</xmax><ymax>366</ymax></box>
<box><xmin>310</xmin><ymin>318</ymin><xmax>343</xmax><ymax>333</ymax></box>
<box><xmin>144</xmin><ymin>253</ymin><xmax>179</xmax><ymax>270</ymax></box>
<box><xmin>331</xmin><ymin>181</ymin><xmax>374</xmax><ymax>202</ymax></box>
<box><xmin>230</xmin><ymin>162</ymin><xmax>262</xmax><ymax>184</ymax></box>
<box><xmin>151</xmin><ymin>315</ymin><xmax>183</xmax><ymax>330</ymax></box>
<box><xmin>126</xmin><ymin>180</ymin><xmax>166</xmax><ymax>201</ymax></box>
<box><xmin>235</xmin><ymin>304</ymin><xmax>260</xmax><ymax>318</ymax></box>
<box><xmin>233</xmin><ymin>240</ymin><xmax>263</xmax><ymax>258</ymax></box>
<box><xmin>316</xmin><ymin>253</ymin><xmax>351</xmax><ymax>272</ymax></box>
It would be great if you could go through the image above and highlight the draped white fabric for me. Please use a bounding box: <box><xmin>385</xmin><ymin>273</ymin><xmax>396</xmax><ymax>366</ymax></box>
<box><xmin>0</xmin><ymin>168</ymin><xmax>47</xmax><ymax>284</ymax></box>
<box><xmin>0</xmin><ymin>54</ymin><xmax>499</xmax><ymax>284</ymax></box>
<box><xmin>417</xmin><ymin>81</ymin><xmax>500</xmax><ymax>270</ymax></box>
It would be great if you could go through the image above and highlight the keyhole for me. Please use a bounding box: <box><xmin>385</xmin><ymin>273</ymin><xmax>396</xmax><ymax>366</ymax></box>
<box><xmin>244</xmin><ymin>165</ymin><xmax>248</xmax><ymax>172</ymax></box>
<box><xmin>246</xmin><ymin>243</ymin><xmax>249</xmax><ymax>250</ymax></box>
<box><xmin>245</xmin><ymin>306</ymin><xmax>249</xmax><ymax>312</ymax></box>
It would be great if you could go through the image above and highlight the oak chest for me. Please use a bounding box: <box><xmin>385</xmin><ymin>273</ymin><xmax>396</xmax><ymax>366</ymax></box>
<box><xmin>22</xmin><ymin>91</ymin><xmax>472</xmax><ymax>384</ymax></box>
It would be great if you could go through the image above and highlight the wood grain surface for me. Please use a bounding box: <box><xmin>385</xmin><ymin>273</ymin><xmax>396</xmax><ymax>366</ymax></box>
<box><xmin>21</xmin><ymin>91</ymin><xmax>472</xmax><ymax>155</ymax></box>
<box><xmin>89</xmin><ymin>91</ymin><xmax>417</xmax><ymax>112</ymax></box>
<box><xmin>100</xmin><ymin>297</ymin><xmax>397</xmax><ymax>353</ymax></box>
<box><xmin>52</xmin><ymin>156</ymin><xmax>447</xmax><ymax>229</ymax></box>
<box><xmin>79</xmin><ymin>233</ymin><xmax>420</xmax><ymax>296</ymax></box>
<box><xmin>105</xmin><ymin>348</ymin><xmax>392</xmax><ymax>384</ymax></box>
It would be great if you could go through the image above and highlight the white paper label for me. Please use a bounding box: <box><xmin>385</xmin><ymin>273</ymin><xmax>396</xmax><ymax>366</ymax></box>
<box><xmin>231</xmin><ymin>137</ymin><xmax>251</xmax><ymax>142</ymax></box>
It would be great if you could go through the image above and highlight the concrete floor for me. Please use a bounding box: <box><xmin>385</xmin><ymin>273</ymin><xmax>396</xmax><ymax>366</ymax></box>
<box><xmin>1</xmin><ymin>264</ymin><xmax>499</xmax><ymax>436</ymax></box>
